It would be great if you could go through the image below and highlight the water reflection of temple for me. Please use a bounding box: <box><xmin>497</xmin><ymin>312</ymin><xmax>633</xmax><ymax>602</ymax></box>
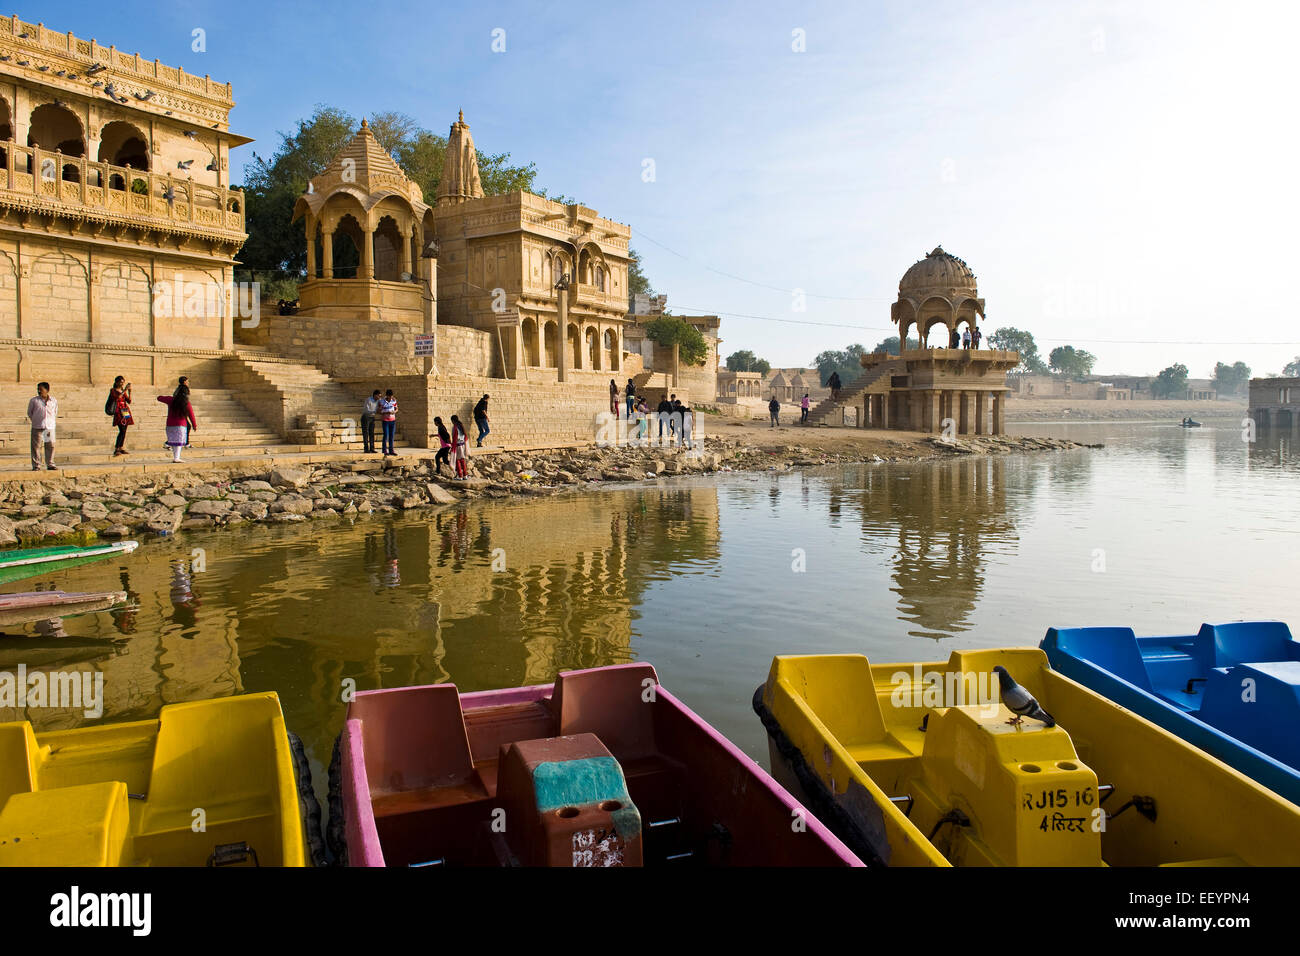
<box><xmin>8</xmin><ymin>488</ymin><xmax>720</xmax><ymax>751</ymax></box>
<box><xmin>845</xmin><ymin>457</ymin><xmax>1021</xmax><ymax>639</ymax></box>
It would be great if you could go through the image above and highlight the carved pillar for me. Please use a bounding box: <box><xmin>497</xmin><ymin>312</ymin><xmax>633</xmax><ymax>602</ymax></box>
<box><xmin>304</xmin><ymin>213</ymin><xmax>316</xmax><ymax>277</ymax></box>
<box><xmin>958</xmin><ymin>390</ymin><xmax>973</xmax><ymax>435</ymax></box>
<box><xmin>398</xmin><ymin>224</ymin><xmax>412</xmax><ymax>278</ymax></box>
<box><xmin>87</xmin><ymin>252</ymin><xmax>100</xmax><ymax>344</ymax></box>
<box><xmin>321</xmin><ymin>228</ymin><xmax>334</xmax><ymax>279</ymax></box>
<box><xmin>926</xmin><ymin>390</ymin><xmax>941</xmax><ymax>433</ymax></box>
<box><xmin>360</xmin><ymin>220</ymin><xmax>374</xmax><ymax>280</ymax></box>
<box><xmin>975</xmin><ymin>392</ymin><xmax>987</xmax><ymax>435</ymax></box>
<box><xmin>993</xmin><ymin>392</ymin><xmax>1005</xmax><ymax>435</ymax></box>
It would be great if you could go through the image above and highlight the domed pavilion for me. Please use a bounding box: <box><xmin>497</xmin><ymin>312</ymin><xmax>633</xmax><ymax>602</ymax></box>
<box><xmin>808</xmin><ymin>246</ymin><xmax>1019</xmax><ymax>435</ymax></box>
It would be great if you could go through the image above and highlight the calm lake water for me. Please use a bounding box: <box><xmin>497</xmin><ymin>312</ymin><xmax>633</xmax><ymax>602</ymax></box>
<box><xmin>4</xmin><ymin>418</ymin><xmax>1298</xmax><ymax>796</ymax></box>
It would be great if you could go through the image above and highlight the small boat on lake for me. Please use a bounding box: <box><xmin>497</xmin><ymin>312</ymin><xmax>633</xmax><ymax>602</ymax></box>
<box><xmin>0</xmin><ymin>589</ymin><xmax>127</xmax><ymax>627</ymax></box>
<box><xmin>0</xmin><ymin>692</ymin><xmax>316</xmax><ymax>866</ymax></box>
<box><xmin>0</xmin><ymin>541</ymin><xmax>139</xmax><ymax>586</ymax></box>
<box><xmin>754</xmin><ymin>647</ymin><xmax>1300</xmax><ymax>866</ymax></box>
<box><xmin>330</xmin><ymin>663</ymin><xmax>861</xmax><ymax>867</ymax></box>
<box><xmin>1180</xmin><ymin>418</ymin><xmax>1203</xmax><ymax>427</ymax></box>
<box><xmin>1042</xmin><ymin>621</ymin><xmax>1300</xmax><ymax>806</ymax></box>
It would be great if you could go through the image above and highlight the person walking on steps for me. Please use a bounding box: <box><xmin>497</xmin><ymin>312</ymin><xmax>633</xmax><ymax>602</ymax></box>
<box><xmin>657</xmin><ymin>395</ymin><xmax>672</xmax><ymax>441</ymax></box>
<box><xmin>474</xmin><ymin>394</ymin><xmax>490</xmax><ymax>447</ymax></box>
<box><xmin>450</xmin><ymin>414</ymin><xmax>469</xmax><ymax>479</ymax></box>
<box><xmin>379</xmin><ymin>389</ymin><xmax>398</xmax><ymax>456</ymax></box>
<box><xmin>157</xmin><ymin>378</ymin><xmax>196</xmax><ymax>463</ymax></box>
<box><xmin>434</xmin><ymin>416</ymin><xmax>452</xmax><ymax>476</ymax></box>
<box><xmin>27</xmin><ymin>381</ymin><xmax>57</xmax><ymax>471</ymax></box>
<box><xmin>828</xmin><ymin>371</ymin><xmax>842</xmax><ymax>401</ymax></box>
<box><xmin>609</xmin><ymin>379</ymin><xmax>620</xmax><ymax>419</ymax></box>
<box><xmin>361</xmin><ymin>389</ymin><xmax>380</xmax><ymax>454</ymax></box>
<box><xmin>107</xmin><ymin>376</ymin><xmax>133</xmax><ymax>456</ymax></box>
<box><xmin>800</xmin><ymin>392</ymin><xmax>810</xmax><ymax>425</ymax></box>
<box><xmin>625</xmin><ymin>378</ymin><xmax>636</xmax><ymax>418</ymax></box>
<box><xmin>769</xmin><ymin>394</ymin><xmax>781</xmax><ymax>428</ymax></box>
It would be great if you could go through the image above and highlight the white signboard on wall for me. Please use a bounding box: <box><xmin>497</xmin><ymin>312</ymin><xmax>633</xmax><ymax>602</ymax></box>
<box><xmin>414</xmin><ymin>334</ymin><xmax>435</xmax><ymax>356</ymax></box>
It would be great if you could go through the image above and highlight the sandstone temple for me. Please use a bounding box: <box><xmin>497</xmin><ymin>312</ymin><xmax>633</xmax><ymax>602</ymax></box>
<box><xmin>803</xmin><ymin>247</ymin><xmax>1019</xmax><ymax>434</ymax></box>
<box><xmin>0</xmin><ymin>16</ymin><xmax>1012</xmax><ymax>465</ymax></box>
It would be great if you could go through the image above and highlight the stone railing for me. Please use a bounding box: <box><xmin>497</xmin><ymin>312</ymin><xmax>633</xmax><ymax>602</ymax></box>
<box><xmin>0</xmin><ymin>143</ymin><xmax>245</xmax><ymax>235</ymax></box>
<box><xmin>1</xmin><ymin>16</ymin><xmax>234</xmax><ymax>104</ymax></box>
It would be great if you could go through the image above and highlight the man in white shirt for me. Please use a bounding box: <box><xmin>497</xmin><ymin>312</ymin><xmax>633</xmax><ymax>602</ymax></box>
<box><xmin>27</xmin><ymin>381</ymin><xmax>57</xmax><ymax>471</ymax></box>
<box><xmin>361</xmin><ymin>390</ymin><xmax>380</xmax><ymax>454</ymax></box>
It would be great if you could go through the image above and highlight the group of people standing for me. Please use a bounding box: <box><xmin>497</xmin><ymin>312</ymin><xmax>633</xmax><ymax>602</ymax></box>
<box><xmin>359</xmin><ymin>389</ymin><xmax>492</xmax><ymax>480</ymax></box>
<box><xmin>609</xmin><ymin>378</ymin><xmax>695</xmax><ymax>448</ymax></box>
<box><xmin>949</xmin><ymin>326</ymin><xmax>983</xmax><ymax>349</ymax></box>
<box><xmin>23</xmin><ymin>376</ymin><xmax>197</xmax><ymax>471</ymax></box>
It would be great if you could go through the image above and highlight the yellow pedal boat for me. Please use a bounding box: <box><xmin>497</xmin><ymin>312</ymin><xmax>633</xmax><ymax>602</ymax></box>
<box><xmin>0</xmin><ymin>693</ymin><xmax>312</xmax><ymax>866</ymax></box>
<box><xmin>754</xmin><ymin>647</ymin><xmax>1300</xmax><ymax>866</ymax></box>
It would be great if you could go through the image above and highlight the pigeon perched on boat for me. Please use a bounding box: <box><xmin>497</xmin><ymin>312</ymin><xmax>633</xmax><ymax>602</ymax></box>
<box><xmin>993</xmin><ymin>666</ymin><xmax>1055</xmax><ymax>727</ymax></box>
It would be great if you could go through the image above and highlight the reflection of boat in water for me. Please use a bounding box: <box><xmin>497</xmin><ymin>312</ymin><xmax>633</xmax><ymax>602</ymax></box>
<box><xmin>755</xmin><ymin>648</ymin><xmax>1300</xmax><ymax>866</ymax></box>
<box><xmin>1180</xmin><ymin>419</ymin><xmax>1203</xmax><ymax>427</ymax></box>
<box><xmin>1042</xmin><ymin>621</ymin><xmax>1300</xmax><ymax>806</ymax></box>
<box><xmin>0</xmin><ymin>632</ymin><xmax>127</xmax><ymax>669</ymax></box>
<box><xmin>330</xmin><ymin>663</ymin><xmax>861</xmax><ymax>867</ymax></box>
<box><xmin>0</xmin><ymin>541</ymin><xmax>139</xmax><ymax>586</ymax></box>
<box><xmin>0</xmin><ymin>589</ymin><xmax>127</xmax><ymax>627</ymax></box>
<box><xmin>0</xmin><ymin>693</ymin><xmax>317</xmax><ymax>866</ymax></box>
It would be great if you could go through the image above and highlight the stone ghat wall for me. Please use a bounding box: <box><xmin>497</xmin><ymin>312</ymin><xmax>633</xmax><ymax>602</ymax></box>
<box><xmin>0</xmin><ymin>343</ymin><xmax>225</xmax><ymax>387</ymax></box>
<box><xmin>0</xmin><ymin>238</ymin><xmax>232</xmax><ymax>358</ymax></box>
<box><xmin>437</xmin><ymin>324</ymin><xmax>495</xmax><ymax>378</ymax></box>
<box><xmin>337</xmin><ymin>375</ymin><xmax>617</xmax><ymax>448</ymax></box>
<box><xmin>265</xmin><ymin>313</ymin><xmax>422</xmax><ymax>378</ymax></box>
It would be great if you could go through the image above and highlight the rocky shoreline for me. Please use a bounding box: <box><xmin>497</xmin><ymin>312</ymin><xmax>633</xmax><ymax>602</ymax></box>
<box><xmin>0</xmin><ymin>433</ymin><xmax>1094</xmax><ymax>546</ymax></box>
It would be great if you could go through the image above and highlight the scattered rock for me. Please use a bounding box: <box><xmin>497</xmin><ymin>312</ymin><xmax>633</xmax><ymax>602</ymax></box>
<box><xmin>188</xmin><ymin>499</ymin><xmax>233</xmax><ymax>516</ymax></box>
<box><xmin>270</xmin><ymin>496</ymin><xmax>313</xmax><ymax>515</ymax></box>
<box><xmin>269</xmin><ymin>467</ymin><xmax>312</xmax><ymax>489</ymax></box>
<box><xmin>101</xmin><ymin>524</ymin><xmax>131</xmax><ymax>538</ymax></box>
<box><xmin>157</xmin><ymin>493</ymin><xmax>188</xmax><ymax>509</ymax></box>
<box><xmin>425</xmin><ymin>483</ymin><xmax>457</xmax><ymax>505</ymax></box>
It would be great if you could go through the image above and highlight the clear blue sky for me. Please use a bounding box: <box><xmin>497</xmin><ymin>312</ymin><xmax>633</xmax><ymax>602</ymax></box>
<box><xmin>45</xmin><ymin>0</ymin><xmax>1300</xmax><ymax>376</ymax></box>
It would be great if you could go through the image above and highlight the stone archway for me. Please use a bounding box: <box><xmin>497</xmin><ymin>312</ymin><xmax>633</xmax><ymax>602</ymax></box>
<box><xmin>98</xmin><ymin>120</ymin><xmax>149</xmax><ymax>172</ymax></box>
<box><xmin>522</xmin><ymin>317</ymin><xmax>539</xmax><ymax>366</ymax></box>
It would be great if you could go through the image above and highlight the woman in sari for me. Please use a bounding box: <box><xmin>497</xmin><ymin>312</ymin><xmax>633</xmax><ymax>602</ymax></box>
<box><xmin>157</xmin><ymin>378</ymin><xmax>196</xmax><ymax>463</ymax></box>
<box><xmin>108</xmin><ymin>376</ymin><xmax>133</xmax><ymax>456</ymax></box>
<box><xmin>450</xmin><ymin>414</ymin><xmax>469</xmax><ymax>479</ymax></box>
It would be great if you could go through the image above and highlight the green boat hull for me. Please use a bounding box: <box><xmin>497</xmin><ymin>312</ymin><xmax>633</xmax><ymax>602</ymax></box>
<box><xmin>0</xmin><ymin>542</ymin><xmax>140</xmax><ymax>585</ymax></box>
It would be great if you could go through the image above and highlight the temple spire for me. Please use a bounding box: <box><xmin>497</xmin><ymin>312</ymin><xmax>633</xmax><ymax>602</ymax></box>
<box><xmin>436</xmin><ymin>110</ymin><xmax>484</xmax><ymax>206</ymax></box>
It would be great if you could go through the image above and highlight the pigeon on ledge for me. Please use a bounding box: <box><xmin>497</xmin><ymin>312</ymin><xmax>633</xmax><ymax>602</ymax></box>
<box><xmin>993</xmin><ymin>665</ymin><xmax>1055</xmax><ymax>727</ymax></box>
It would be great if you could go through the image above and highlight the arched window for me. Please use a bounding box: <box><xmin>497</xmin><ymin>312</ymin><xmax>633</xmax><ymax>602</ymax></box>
<box><xmin>595</xmin><ymin>265</ymin><xmax>605</xmax><ymax>292</ymax></box>
<box><xmin>97</xmin><ymin>121</ymin><xmax>149</xmax><ymax>171</ymax></box>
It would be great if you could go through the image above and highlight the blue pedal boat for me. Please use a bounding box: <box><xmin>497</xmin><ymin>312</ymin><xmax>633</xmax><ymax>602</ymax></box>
<box><xmin>1041</xmin><ymin>621</ymin><xmax>1300</xmax><ymax>805</ymax></box>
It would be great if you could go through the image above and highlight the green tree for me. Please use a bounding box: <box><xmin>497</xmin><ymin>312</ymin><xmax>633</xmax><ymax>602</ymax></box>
<box><xmin>1152</xmin><ymin>363</ymin><xmax>1190</xmax><ymax>399</ymax></box>
<box><xmin>871</xmin><ymin>335</ymin><xmax>918</xmax><ymax>355</ymax></box>
<box><xmin>645</xmin><ymin>316</ymin><xmax>707</xmax><ymax>385</ymax></box>
<box><xmin>238</xmin><ymin>105</ymin><xmax>555</xmax><ymax>286</ymax></box>
<box><xmin>1283</xmin><ymin>356</ymin><xmax>1300</xmax><ymax>377</ymax></box>
<box><xmin>1048</xmin><ymin>345</ymin><xmax>1097</xmax><ymax>381</ymax></box>
<box><xmin>1211</xmin><ymin>361</ymin><xmax>1251</xmax><ymax>397</ymax></box>
<box><xmin>627</xmin><ymin>248</ymin><xmax>654</xmax><ymax>298</ymax></box>
<box><xmin>812</xmin><ymin>344</ymin><xmax>867</xmax><ymax>388</ymax></box>
<box><xmin>989</xmin><ymin>327</ymin><xmax>1048</xmax><ymax>375</ymax></box>
<box><xmin>725</xmin><ymin>350</ymin><xmax>771</xmax><ymax>375</ymax></box>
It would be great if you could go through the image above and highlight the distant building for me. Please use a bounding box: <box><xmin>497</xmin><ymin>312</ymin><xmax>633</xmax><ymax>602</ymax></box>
<box><xmin>1248</xmin><ymin>377</ymin><xmax>1300</xmax><ymax>431</ymax></box>
<box><xmin>621</xmin><ymin>294</ymin><xmax>720</xmax><ymax>404</ymax></box>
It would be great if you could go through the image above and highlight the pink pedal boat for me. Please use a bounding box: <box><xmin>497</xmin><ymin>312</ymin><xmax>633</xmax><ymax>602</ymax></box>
<box><xmin>328</xmin><ymin>663</ymin><xmax>862</xmax><ymax>867</ymax></box>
